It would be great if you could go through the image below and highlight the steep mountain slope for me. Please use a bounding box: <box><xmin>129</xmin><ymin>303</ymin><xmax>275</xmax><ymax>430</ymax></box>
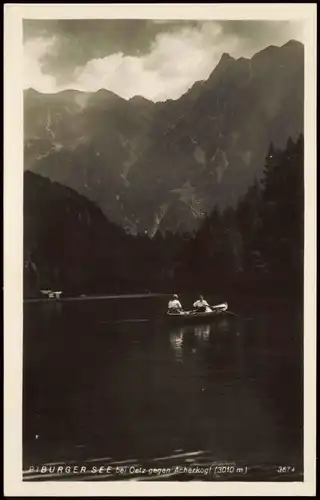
<box><xmin>24</xmin><ymin>40</ymin><xmax>304</xmax><ymax>236</ymax></box>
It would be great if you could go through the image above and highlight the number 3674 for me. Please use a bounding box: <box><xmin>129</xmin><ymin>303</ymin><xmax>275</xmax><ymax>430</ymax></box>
<box><xmin>277</xmin><ymin>466</ymin><xmax>295</xmax><ymax>473</ymax></box>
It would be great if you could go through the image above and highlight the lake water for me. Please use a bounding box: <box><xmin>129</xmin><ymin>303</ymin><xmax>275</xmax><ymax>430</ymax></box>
<box><xmin>23</xmin><ymin>294</ymin><xmax>303</xmax><ymax>481</ymax></box>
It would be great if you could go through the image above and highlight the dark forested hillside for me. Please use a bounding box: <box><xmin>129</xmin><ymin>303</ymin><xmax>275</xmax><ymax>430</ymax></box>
<box><xmin>24</xmin><ymin>171</ymin><xmax>129</xmax><ymax>296</ymax></box>
<box><xmin>176</xmin><ymin>134</ymin><xmax>304</xmax><ymax>295</ymax></box>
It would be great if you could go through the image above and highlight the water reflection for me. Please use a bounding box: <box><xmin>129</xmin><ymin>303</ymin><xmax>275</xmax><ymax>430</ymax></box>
<box><xmin>170</xmin><ymin>324</ymin><xmax>213</xmax><ymax>361</ymax></box>
<box><xmin>169</xmin><ymin>319</ymin><xmax>237</xmax><ymax>363</ymax></box>
<box><xmin>38</xmin><ymin>300</ymin><xmax>64</xmax><ymax>321</ymax></box>
<box><xmin>194</xmin><ymin>324</ymin><xmax>211</xmax><ymax>342</ymax></box>
<box><xmin>169</xmin><ymin>328</ymin><xmax>185</xmax><ymax>362</ymax></box>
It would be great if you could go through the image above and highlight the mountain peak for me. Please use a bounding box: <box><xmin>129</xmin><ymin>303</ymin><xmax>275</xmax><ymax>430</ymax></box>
<box><xmin>130</xmin><ymin>95</ymin><xmax>153</xmax><ymax>105</ymax></box>
<box><xmin>282</xmin><ymin>39</ymin><xmax>303</xmax><ymax>49</ymax></box>
<box><xmin>86</xmin><ymin>88</ymin><xmax>124</xmax><ymax>107</ymax></box>
<box><xmin>220</xmin><ymin>52</ymin><xmax>234</xmax><ymax>63</ymax></box>
<box><xmin>25</xmin><ymin>87</ymin><xmax>40</xmax><ymax>95</ymax></box>
<box><xmin>206</xmin><ymin>52</ymin><xmax>235</xmax><ymax>84</ymax></box>
<box><xmin>94</xmin><ymin>88</ymin><xmax>121</xmax><ymax>98</ymax></box>
<box><xmin>252</xmin><ymin>39</ymin><xmax>303</xmax><ymax>62</ymax></box>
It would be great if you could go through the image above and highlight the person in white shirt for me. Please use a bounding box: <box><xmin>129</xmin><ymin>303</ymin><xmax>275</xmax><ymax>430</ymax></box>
<box><xmin>168</xmin><ymin>294</ymin><xmax>184</xmax><ymax>314</ymax></box>
<box><xmin>193</xmin><ymin>295</ymin><xmax>212</xmax><ymax>313</ymax></box>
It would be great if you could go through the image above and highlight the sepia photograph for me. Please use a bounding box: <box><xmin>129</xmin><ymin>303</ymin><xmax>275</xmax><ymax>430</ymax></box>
<box><xmin>4</xmin><ymin>3</ymin><xmax>316</xmax><ymax>497</ymax></box>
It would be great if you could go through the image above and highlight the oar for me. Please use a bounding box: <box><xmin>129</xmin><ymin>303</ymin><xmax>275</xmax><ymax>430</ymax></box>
<box><xmin>224</xmin><ymin>311</ymin><xmax>254</xmax><ymax>321</ymax></box>
<box><xmin>209</xmin><ymin>307</ymin><xmax>237</xmax><ymax>316</ymax></box>
<box><xmin>209</xmin><ymin>305</ymin><xmax>253</xmax><ymax>321</ymax></box>
<box><xmin>224</xmin><ymin>310</ymin><xmax>239</xmax><ymax>317</ymax></box>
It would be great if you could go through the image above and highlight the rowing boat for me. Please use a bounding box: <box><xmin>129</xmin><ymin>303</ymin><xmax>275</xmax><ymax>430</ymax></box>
<box><xmin>166</xmin><ymin>302</ymin><xmax>230</xmax><ymax>323</ymax></box>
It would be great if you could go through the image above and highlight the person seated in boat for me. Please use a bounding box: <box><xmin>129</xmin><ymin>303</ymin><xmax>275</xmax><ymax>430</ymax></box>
<box><xmin>168</xmin><ymin>294</ymin><xmax>184</xmax><ymax>314</ymax></box>
<box><xmin>193</xmin><ymin>295</ymin><xmax>212</xmax><ymax>313</ymax></box>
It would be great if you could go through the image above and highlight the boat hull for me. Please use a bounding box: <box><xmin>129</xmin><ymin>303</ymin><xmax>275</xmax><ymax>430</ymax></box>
<box><xmin>166</xmin><ymin>311</ymin><xmax>230</xmax><ymax>324</ymax></box>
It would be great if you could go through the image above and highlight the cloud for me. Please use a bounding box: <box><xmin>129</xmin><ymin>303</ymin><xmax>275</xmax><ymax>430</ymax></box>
<box><xmin>23</xmin><ymin>20</ymin><xmax>305</xmax><ymax>101</ymax></box>
<box><xmin>70</xmin><ymin>23</ymin><xmax>243</xmax><ymax>101</ymax></box>
<box><xmin>24</xmin><ymin>36</ymin><xmax>59</xmax><ymax>92</ymax></box>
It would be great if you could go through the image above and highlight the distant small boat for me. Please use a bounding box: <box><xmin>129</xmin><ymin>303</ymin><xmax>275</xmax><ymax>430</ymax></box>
<box><xmin>40</xmin><ymin>290</ymin><xmax>63</xmax><ymax>300</ymax></box>
<box><xmin>166</xmin><ymin>302</ymin><xmax>229</xmax><ymax>323</ymax></box>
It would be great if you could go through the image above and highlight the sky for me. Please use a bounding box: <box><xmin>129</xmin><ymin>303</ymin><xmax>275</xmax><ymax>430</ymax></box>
<box><xmin>23</xmin><ymin>19</ymin><xmax>305</xmax><ymax>102</ymax></box>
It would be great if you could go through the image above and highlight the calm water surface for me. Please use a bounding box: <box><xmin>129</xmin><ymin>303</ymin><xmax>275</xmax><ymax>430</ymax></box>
<box><xmin>23</xmin><ymin>295</ymin><xmax>303</xmax><ymax>481</ymax></box>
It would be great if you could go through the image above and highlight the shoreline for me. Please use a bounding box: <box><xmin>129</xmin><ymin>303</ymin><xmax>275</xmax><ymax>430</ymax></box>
<box><xmin>24</xmin><ymin>293</ymin><xmax>170</xmax><ymax>303</ymax></box>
